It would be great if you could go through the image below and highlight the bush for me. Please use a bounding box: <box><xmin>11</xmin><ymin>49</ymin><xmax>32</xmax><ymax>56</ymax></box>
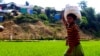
<box><xmin>39</xmin><ymin>13</ymin><xmax>48</xmax><ymax>21</ymax></box>
<box><xmin>14</xmin><ymin>14</ymin><xmax>39</xmax><ymax>24</ymax></box>
<box><xmin>44</xmin><ymin>21</ymin><xmax>49</xmax><ymax>25</ymax></box>
<box><xmin>80</xmin><ymin>16</ymin><xmax>88</xmax><ymax>25</ymax></box>
<box><xmin>44</xmin><ymin>36</ymin><xmax>54</xmax><ymax>40</ymax></box>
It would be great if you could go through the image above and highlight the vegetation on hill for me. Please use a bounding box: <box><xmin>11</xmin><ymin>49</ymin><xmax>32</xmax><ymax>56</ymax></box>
<box><xmin>79</xmin><ymin>1</ymin><xmax>100</xmax><ymax>38</ymax></box>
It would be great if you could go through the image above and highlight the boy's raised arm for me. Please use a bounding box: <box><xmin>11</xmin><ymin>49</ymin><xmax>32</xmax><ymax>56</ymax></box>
<box><xmin>61</xmin><ymin>11</ymin><xmax>68</xmax><ymax>26</ymax></box>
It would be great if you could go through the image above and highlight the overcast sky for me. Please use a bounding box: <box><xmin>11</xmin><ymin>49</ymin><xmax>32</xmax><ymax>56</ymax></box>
<box><xmin>3</xmin><ymin>0</ymin><xmax>100</xmax><ymax>13</ymax></box>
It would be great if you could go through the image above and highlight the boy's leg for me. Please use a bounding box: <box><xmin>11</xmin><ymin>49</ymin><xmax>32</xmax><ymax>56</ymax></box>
<box><xmin>67</xmin><ymin>46</ymin><xmax>74</xmax><ymax>54</ymax></box>
<box><xmin>64</xmin><ymin>47</ymin><xmax>73</xmax><ymax>56</ymax></box>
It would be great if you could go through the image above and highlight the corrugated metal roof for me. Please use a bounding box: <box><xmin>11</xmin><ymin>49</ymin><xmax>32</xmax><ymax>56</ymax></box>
<box><xmin>0</xmin><ymin>9</ymin><xmax>13</xmax><ymax>13</ymax></box>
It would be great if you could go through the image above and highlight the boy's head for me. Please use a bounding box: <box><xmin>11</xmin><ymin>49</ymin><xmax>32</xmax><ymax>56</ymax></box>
<box><xmin>67</xmin><ymin>13</ymin><xmax>77</xmax><ymax>24</ymax></box>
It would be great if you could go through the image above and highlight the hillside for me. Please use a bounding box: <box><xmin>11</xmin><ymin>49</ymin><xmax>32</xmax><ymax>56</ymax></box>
<box><xmin>0</xmin><ymin>20</ymin><xmax>92</xmax><ymax>40</ymax></box>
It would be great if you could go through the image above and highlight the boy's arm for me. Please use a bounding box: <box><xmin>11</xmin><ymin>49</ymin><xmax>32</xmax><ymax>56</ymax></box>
<box><xmin>61</xmin><ymin>11</ymin><xmax>68</xmax><ymax>26</ymax></box>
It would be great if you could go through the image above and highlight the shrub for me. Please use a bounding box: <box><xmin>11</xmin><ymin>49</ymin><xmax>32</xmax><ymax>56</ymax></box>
<box><xmin>14</xmin><ymin>14</ymin><xmax>39</xmax><ymax>24</ymax></box>
<box><xmin>38</xmin><ymin>13</ymin><xmax>48</xmax><ymax>21</ymax></box>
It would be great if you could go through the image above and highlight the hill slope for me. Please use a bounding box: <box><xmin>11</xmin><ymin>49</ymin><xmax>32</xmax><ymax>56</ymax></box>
<box><xmin>0</xmin><ymin>21</ymin><xmax>92</xmax><ymax>40</ymax></box>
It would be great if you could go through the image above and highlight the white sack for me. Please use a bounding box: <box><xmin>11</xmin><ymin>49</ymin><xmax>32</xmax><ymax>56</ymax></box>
<box><xmin>64</xmin><ymin>5</ymin><xmax>81</xmax><ymax>21</ymax></box>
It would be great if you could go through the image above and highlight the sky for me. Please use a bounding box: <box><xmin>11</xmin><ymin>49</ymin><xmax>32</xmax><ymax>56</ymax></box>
<box><xmin>3</xmin><ymin>0</ymin><xmax>100</xmax><ymax>13</ymax></box>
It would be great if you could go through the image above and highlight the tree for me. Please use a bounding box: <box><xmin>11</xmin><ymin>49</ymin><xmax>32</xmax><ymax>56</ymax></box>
<box><xmin>80</xmin><ymin>16</ymin><xmax>88</xmax><ymax>25</ymax></box>
<box><xmin>81</xmin><ymin>7</ymin><xmax>98</xmax><ymax>31</ymax></box>
<box><xmin>79</xmin><ymin>0</ymin><xmax>87</xmax><ymax>10</ymax></box>
<box><xmin>25</xmin><ymin>1</ymin><xmax>29</xmax><ymax>6</ymax></box>
<box><xmin>86</xmin><ymin>7</ymin><xmax>95</xmax><ymax>20</ymax></box>
<box><xmin>39</xmin><ymin>13</ymin><xmax>48</xmax><ymax>21</ymax></box>
<box><xmin>96</xmin><ymin>13</ymin><xmax>100</xmax><ymax>22</ymax></box>
<box><xmin>95</xmin><ymin>13</ymin><xmax>100</xmax><ymax>31</ymax></box>
<box><xmin>79</xmin><ymin>1</ymin><xmax>100</xmax><ymax>37</ymax></box>
<box><xmin>33</xmin><ymin>5</ymin><xmax>43</xmax><ymax>14</ymax></box>
<box><xmin>80</xmin><ymin>16</ymin><xmax>88</xmax><ymax>30</ymax></box>
<box><xmin>45</xmin><ymin>7</ymin><xmax>57</xmax><ymax>23</ymax></box>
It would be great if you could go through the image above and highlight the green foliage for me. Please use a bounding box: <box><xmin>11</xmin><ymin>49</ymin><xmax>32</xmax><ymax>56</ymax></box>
<box><xmin>96</xmin><ymin>13</ymin><xmax>100</xmax><ymax>21</ymax></box>
<box><xmin>32</xmin><ymin>6</ymin><xmax>58</xmax><ymax>23</ymax></box>
<box><xmin>3</xmin><ymin>13</ymin><xmax>14</xmax><ymax>20</ymax></box>
<box><xmin>14</xmin><ymin>14</ymin><xmax>39</xmax><ymax>24</ymax></box>
<box><xmin>33</xmin><ymin>5</ymin><xmax>43</xmax><ymax>14</ymax></box>
<box><xmin>33</xmin><ymin>14</ymin><xmax>38</xmax><ymax>18</ymax></box>
<box><xmin>79</xmin><ymin>0</ymin><xmax>87</xmax><ymax>9</ymax></box>
<box><xmin>94</xmin><ymin>32</ymin><xmax>100</xmax><ymax>37</ymax></box>
<box><xmin>84</xmin><ymin>7</ymin><xmax>96</xmax><ymax>21</ymax></box>
<box><xmin>44</xmin><ymin>21</ymin><xmax>49</xmax><ymax>25</ymax></box>
<box><xmin>44</xmin><ymin>36</ymin><xmax>54</xmax><ymax>40</ymax></box>
<box><xmin>79</xmin><ymin>1</ymin><xmax>100</xmax><ymax>37</ymax></box>
<box><xmin>80</xmin><ymin>16</ymin><xmax>88</xmax><ymax>25</ymax></box>
<box><xmin>38</xmin><ymin>13</ymin><xmax>48</xmax><ymax>21</ymax></box>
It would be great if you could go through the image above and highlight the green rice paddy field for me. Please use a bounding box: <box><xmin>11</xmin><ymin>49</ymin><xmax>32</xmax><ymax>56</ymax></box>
<box><xmin>0</xmin><ymin>40</ymin><xmax>100</xmax><ymax>56</ymax></box>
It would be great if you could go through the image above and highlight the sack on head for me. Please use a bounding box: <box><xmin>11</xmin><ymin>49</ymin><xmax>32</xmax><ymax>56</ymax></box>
<box><xmin>64</xmin><ymin>5</ymin><xmax>81</xmax><ymax>21</ymax></box>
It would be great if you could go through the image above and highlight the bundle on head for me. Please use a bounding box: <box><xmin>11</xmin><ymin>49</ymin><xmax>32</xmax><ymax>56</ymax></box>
<box><xmin>64</xmin><ymin>4</ymin><xmax>81</xmax><ymax>21</ymax></box>
<box><xmin>0</xmin><ymin>25</ymin><xmax>4</xmax><ymax>32</ymax></box>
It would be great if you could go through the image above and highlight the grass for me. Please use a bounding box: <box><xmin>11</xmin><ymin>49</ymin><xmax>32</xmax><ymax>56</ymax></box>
<box><xmin>0</xmin><ymin>40</ymin><xmax>100</xmax><ymax>56</ymax></box>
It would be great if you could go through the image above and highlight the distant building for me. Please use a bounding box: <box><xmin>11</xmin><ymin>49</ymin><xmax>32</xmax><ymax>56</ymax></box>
<box><xmin>0</xmin><ymin>3</ymin><xmax>7</xmax><ymax>10</ymax></box>
<box><xmin>7</xmin><ymin>2</ymin><xmax>20</xmax><ymax>10</ymax></box>
<box><xmin>54</xmin><ymin>14</ymin><xmax>61</xmax><ymax>20</ymax></box>
<box><xmin>18</xmin><ymin>5</ymin><xmax>33</xmax><ymax>14</ymax></box>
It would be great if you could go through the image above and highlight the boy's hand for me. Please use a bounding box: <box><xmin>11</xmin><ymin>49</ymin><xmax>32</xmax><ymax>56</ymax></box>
<box><xmin>65</xmin><ymin>37</ymin><xmax>68</xmax><ymax>46</ymax></box>
<box><xmin>66</xmin><ymin>40</ymin><xmax>68</xmax><ymax>46</ymax></box>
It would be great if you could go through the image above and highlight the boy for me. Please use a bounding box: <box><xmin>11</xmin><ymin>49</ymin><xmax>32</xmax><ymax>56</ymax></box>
<box><xmin>62</xmin><ymin>13</ymin><xmax>84</xmax><ymax>56</ymax></box>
